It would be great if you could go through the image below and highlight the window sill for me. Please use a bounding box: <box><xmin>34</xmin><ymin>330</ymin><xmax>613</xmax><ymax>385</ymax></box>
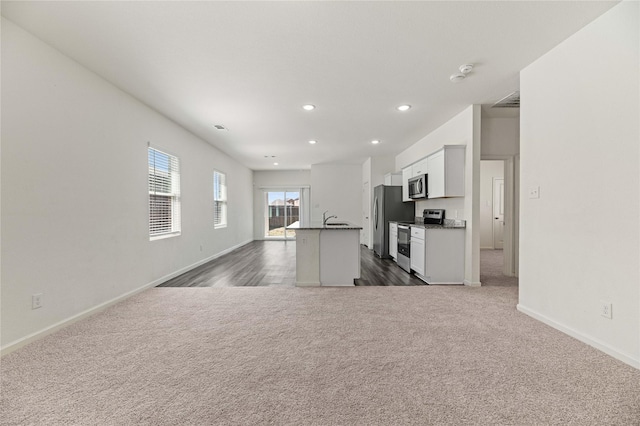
<box><xmin>150</xmin><ymin>232</ymin><xmax>181</xmax><ymax>241</ymax></box>
<box><xmin>214</xmin><ymin>224</ymin><xmax>227</xmax><ymax>230</ymax></box>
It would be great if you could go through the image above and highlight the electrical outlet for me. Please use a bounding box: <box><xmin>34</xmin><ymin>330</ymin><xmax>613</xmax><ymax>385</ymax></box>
<box><xmin>32</xmin><ymin>293</ymin><xmax>43</xmax><ymax>310</ymax></box>
<box><xmin>600</xmin><ymin>301</ymin><xmax>612</xmax><ymax>319</ymax></box>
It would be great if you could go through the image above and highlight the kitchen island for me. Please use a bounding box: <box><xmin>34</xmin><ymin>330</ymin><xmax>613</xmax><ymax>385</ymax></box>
<box><xmin>288</xmin><ymin>222</ymin><xmax>362</xmax><ymax>286</ymax></box>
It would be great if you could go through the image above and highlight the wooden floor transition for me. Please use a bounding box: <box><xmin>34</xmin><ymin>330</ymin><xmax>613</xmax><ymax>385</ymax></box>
<box><xmin>158</xmin><ymin>240</ymin><xmax>426</xmax><ymax>287</ymax></box>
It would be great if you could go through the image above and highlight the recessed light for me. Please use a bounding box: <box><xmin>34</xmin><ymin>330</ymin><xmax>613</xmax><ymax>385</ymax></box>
<box><xmin>371</xmin><ymin>140</ymin><xmax>380</xmax><ymax>145</ymax></box>
<box><xmin>397</xmin><ymin>105</ymin><xmax>411</xmax><ymax>112</ymax></box>
<box><xmin>308</xmin><ymin>140</ymin><xmax>317</xmax><ymax>144</ymax></box>
<box><xmin>302</xmin><ymin>104</ymin><xmax>315</xmax><ymax>111</ymax></box>
<box><xmin>273</xmin><ymin>162</ymin><xmax>279</xmax><ymax>166</ymax></box>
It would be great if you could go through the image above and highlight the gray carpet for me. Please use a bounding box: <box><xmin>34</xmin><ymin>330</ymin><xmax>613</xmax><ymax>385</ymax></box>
<box><xmin>2</xmin><ymin>286</ymin><xmax>639</xmax><ymax>425</ymax></box>
<box><xmin>481</xmin><ymin>249</ymin><xmax>518</xmax><ymax>287</ymax></box>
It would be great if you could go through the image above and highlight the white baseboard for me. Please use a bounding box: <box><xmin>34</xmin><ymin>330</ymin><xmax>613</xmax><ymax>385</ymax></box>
<box><xmin>1</xmin><ymin>281</ymin><xmax>156</xmax><ymax>356</ymax></box>
<box><xmin>1</xmin><ymin>239</ymin><xmax>254</xmax><ymax>357</ymax></box>
<box><xmin>517</xmin><ymin>304</ymin><xmax>639</xmax><ymax>370</ymax></box>
<box><xmin>296</xmin><ymin>281</ymin><xmax>321</xmax><ymax>287</ymax></box>
<box><xmin>464</xmin><ymin>280</ymin><xmax>482</xmax><ymax>287</ymax></box>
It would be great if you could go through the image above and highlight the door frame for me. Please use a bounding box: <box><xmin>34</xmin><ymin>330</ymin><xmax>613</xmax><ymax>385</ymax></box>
<box><xmin>362</xmin><ymin>181</ymin><xmax>370</xmax><ymax>247</ymax></box>
<box><xmin>492</xmin><ymin>177</ymin><xmax>505</xmax><ymax>249</ymax></box>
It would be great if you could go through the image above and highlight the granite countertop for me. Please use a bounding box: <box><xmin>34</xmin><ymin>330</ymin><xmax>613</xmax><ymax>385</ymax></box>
<box><xmin>288</xmin><ymin>221</ymin><xmax>363</xmax><ymax>230</ymax></box>
<box><xmin>389</xmin><ymin>219</ymin><xmax>466</xmax><ymax>229</ymax></box>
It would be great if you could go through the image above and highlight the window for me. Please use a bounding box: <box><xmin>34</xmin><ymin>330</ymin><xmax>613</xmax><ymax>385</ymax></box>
<box><xmin>213</xmin><ymin>170</ymin><xmax>227</xmax><ymax>228</ymax></box>
<box><xmin>148</xmin><ymin>147</ymin><xmax>181</xmax><ymax>239</ymax></box>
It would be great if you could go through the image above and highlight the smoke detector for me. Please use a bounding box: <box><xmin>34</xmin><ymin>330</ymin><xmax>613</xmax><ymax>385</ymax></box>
<box><xmin>450</xmin><ymin>63</ymin><xmax>474</xmax><ymax>83</ymax></box>
<box><xmin>459</xmin><ymin>64</ymin><xmax>474</xmax><ymax>74</ymax></box>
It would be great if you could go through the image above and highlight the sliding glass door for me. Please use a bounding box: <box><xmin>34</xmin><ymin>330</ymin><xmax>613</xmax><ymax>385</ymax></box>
<box><xmin>264</xmin><ymin>191</ymin><xmax>300</xmax><ymax>239</ymax></box>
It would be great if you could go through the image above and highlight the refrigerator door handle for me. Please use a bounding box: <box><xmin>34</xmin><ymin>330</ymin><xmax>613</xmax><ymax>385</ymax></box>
<box><xmin>373</xmin><ymin>197</ymin><xmax>378</xmax><ymax>230</ymax></box>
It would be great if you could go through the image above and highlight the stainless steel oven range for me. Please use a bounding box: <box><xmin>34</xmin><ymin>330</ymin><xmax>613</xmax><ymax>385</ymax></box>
<box><xmin>397</xmin><ymin>224</ymin><xmax>411</xmax><ymax>272</ymax></box>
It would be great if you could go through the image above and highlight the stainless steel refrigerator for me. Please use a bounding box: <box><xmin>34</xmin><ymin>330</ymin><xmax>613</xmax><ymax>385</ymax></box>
<box><xmin>373</xmin><ymin>185</ymin><xmax>415</xmax><ymax>258</ymax></box>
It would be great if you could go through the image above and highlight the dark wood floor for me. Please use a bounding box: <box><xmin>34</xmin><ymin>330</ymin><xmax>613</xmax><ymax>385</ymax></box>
<box><xmin>158</xmin><ymin>240</ymin><xmax>297</xmax><ymax>287</ymax></box>
<box><xmin>356</xmin><ymin>246</ymin><xmax>427</xmax><ymax>286</ymax></box>
<box><xmin>158</xmin><ymin>240</ymin><xmax>425</xmax><ymax>287</ymax></box>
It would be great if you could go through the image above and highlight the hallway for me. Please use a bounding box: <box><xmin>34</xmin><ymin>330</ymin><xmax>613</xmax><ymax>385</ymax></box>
<box><xmin>480</xmin><ymin>249</ymin><xmax>518</xmax><ymax>287</ymax></box>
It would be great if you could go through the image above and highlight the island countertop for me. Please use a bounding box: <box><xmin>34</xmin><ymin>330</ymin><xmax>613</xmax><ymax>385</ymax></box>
<box><xmin>288</xmin><ymin>221</ymin><xmax>362</xmax><ymax>230</ymax></box>
<box><xmin>389</xmin><ymin>219</ymin><xmax>466</xmax><ymax>229</ymax></box>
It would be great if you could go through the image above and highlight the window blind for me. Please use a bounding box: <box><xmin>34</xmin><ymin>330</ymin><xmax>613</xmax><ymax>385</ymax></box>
<box><xmin>148</xmin><ymin>147</ymin><xmax>181</xmax><ymax>238</ymax></box>
<box><xmin>213</xmin><ymin>170</ymin><xmax>227</xmax><ymax>228</ymax></box>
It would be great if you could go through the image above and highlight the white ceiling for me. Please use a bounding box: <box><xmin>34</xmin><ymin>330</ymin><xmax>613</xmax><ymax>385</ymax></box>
<box><xmin>2</xmin><ymin>1</ymin><xmax>617</xmax><ymax>170</ymax></box>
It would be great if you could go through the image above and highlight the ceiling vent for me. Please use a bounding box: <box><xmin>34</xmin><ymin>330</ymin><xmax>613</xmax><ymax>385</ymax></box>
<box><xmin>492</xmin><ymin>91</ymin><xmax>520</xmax><ymax>108</ymax></box>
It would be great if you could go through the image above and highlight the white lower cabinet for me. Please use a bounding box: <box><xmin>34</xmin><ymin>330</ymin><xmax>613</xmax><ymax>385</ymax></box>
<box><xmin>411</xmin><ymin>226</ymin><xmax>465</xmax><ymax>284</ymax></box>
<box><xmin>410</xmin><ymin>227</ymin><xmax>425</xmax><ymax>276</ymax></box>
<box><xmin>389</xmin><ymin>222</ymin><xmax>398</xmax><ymax>260</ymax></box>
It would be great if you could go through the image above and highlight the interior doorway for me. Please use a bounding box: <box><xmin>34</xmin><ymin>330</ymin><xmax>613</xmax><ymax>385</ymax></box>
<box><xmin>480</xmin><ymin>159</ymin><xmax>518</xmax><ymax>279</ymax></box>
<box><xmin>480</xmin><ymin>161</ymin><xmax>504</xmax><ymax>250</ymax></box>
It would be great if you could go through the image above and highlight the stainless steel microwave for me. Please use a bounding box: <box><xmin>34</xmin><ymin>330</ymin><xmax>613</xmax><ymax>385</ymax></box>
<box><xmin>408</xmin><ymin>174</ymin><xmax>428</xmax><ymax>199</ymax></box>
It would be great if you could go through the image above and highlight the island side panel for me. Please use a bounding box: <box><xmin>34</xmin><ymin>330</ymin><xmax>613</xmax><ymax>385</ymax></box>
<box><xmin>295</xmin><ymin>229</ymin><xmax>321</xmax><ymax>286</ymax></box>
<box><xmin>319</xmin><ymin>229</ymin><xmax>360</xmax><ymax>286</ymax></box>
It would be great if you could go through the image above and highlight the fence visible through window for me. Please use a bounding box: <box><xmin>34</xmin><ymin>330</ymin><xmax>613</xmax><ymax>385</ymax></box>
<box><xmin>265</xmin><ymin>191</ymin><xmax>299</xmax><ymax>239</ymax></box>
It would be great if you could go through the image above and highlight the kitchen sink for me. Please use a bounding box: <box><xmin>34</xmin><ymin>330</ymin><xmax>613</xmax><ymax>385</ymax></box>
<box><xmin>325</xmin><ymin>222</ymin><xmax>349</xmax><ymax>226</ymax></box>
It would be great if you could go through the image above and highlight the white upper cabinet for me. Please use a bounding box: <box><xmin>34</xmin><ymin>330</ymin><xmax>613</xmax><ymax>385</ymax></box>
<box><xmin>401</xmin><ymin>166</ymin><xmax>412</xmax><ymax>202</ymax></box>
<box><xmin>411</xmin><ymin>158</ymin><xmax>428</xmax><ymax>177</ymax></box>
<box><xmin>383</xmin><ymin>172</ymin><xmax>403</xmax><ymax>186</ymax></box>
<box><xmin>400</xmin><ymin>144</ymin><xmax>465</xmax><ymax>201</ymax></box>
<box><xmin>426</xmin><ymin>145</ymin><xmax>465</xmax><ymax>199</ymax></box>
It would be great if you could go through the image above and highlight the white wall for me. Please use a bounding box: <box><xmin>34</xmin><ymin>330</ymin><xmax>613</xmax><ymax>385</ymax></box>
<box><xmin>519</xmin><ymin>1</ymin><xmax>639</xmax><ymax>368</ymax></box>
<box><xmin>480</xmin><ymin>161</ymin><xmax>504</xmax><ymax>249</ymax></box>
<box><xmin>311</xmin><ymin>164</ymin><xmax>362</xmax><ymax>226</ymax></box>
<box><xmin>1</xmin><ymin>19</ymin><xmax>254</xmax><ymax>350</ymax></box>
<box><xmin>396</xmin><ymin>105</ymin><xmax>481</xmax><ymax>285</ymax></box>
<box><xmin>481</xmin><ymin>116</ymin><xmax>519</xmax><ymax>157</ymax></box>
<box><xmin>252</xmin><ymin>170</ymin><xmax>311</xmax><ymax>239</ymax></box>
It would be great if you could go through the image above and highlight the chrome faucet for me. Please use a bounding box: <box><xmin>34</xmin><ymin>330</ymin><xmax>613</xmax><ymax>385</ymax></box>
<box><xmin>323</xmin><ymin>210</ymin><xmax>337</xmax><ymax>225</ymax></box>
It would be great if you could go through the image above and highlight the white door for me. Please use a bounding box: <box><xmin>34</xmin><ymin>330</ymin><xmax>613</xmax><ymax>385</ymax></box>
<box><xmin>362</xmin><ymin>181</ymin><xmax>370</xmax><ymax>247</ymax></box>
<box><xmin>493</xmin><ymin>178</ymin><xmax>505</xmax><ymax>249</ymax></box>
